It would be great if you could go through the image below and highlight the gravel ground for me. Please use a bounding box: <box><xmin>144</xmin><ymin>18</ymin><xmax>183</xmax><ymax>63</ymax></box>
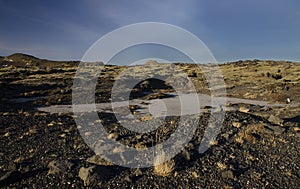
<box><xmin>0</xmin><ymin>60</ymin><xmax>299</xmax><ymax>188</ymax></box>
<box><xmin>0</xmin><ymin>105</ymin><xmax>299</xmax><ymax>188</ymax></box>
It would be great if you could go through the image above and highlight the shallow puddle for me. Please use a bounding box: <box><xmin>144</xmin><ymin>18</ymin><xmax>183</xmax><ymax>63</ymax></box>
<box><xmin>37</xmin><ymin>93</ymin><xmax>289</xmax><ymax>117</ymax></box>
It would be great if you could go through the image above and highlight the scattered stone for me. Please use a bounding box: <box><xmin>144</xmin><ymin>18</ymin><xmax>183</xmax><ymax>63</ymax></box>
<box><xmin>181</xmin><ymin>149</ymin><xmax>191</xmax><ymax>161</ymax></box>
<box><xmin>136</xmin><ymin>134</ymin><xmax>142</xmax><ymax>140</ymax></box>
<box><xmin>133</xmin><ymin>168</ymin><xmax>143</xmax><ymax>176</ymax></box>
<box><xmin>47</xmin><ymin>160</ymin><xmax>73</xmax><ymax>176</ymax></box>
<box><xmin>47</xmin><ymin>121</ymin><xmax>55</xmax><ymax>127</ymax></box>
<box><xmin>14</xmin><ymin>157</ymin><xmax>25</xmax><ymax>164</ymax></box>
<box><xmin>217</xmin><ymin>162</ymin><xmax>227</xmax><ymax>170</ymax></box>
<box><xmin>221</xmin><ymin>170</ymin><xmax>235</xmax><ymax>180</ymax></box>
<box><xmin>3</xmin><ymin>132</ymin><xmax>10</xmax><ymax>137</ymax></box>
<box><xmin>223</xmin><ymin>186</ymin><xmax>234</xmax><ymax>189</ymax></box>
<box><xmin>174</xmin><ymin>171</ymin><xmax>178</xmax><ymax>177</ymax></box>
<box><xmin>28</xmin><ymin>127</ymin><xmax>37</xmax><ymax>135</ymax></box>
<box><xmin>209</xmin><ymin>139</ymin><xmax>218</xmax><ymax>146</ymax></box>
<box><xmin>239</xmin><ymin>107</ymin><xmax>250</xmax><ymax>113</ymax></box>
<box><xmin>107</xmin><ymin>133</ymin><xmax>118</xmax><ymax>140</ymax></box>
<box><xmin>28</xmin><ymin>149</ymin><xmax>34</xmax><ymax>153</ymax></box>
<box><xmin>59</xmin><ymin>133</ymin><xmax>67</xmax><ymax>138</ymax></box>
<box><xmin>78</xmin><ymin>166</ymin><xmax>115</xmax><ymax>187</ymax></box>
<box><xmin>78</xmin><ymin>166</ymin><xmax>97</xmax><ymax>187</ymax></box>
<box><xmin>34</xmin><ymin>112</ymin><xmax>47</xmax><ymax>116</ymax></box>
<box><xmin>3</xmin><ymin>112</ymin><xmax>9</xmax><ymax>116</ymax></box>
<box><xmin>293</xmin><ymin>127</ymin><xmax>300</xmax><ymax>132</ymax></box>
<box><xmin>191</xmin><ymin>171</ymin><xmax>200</xmax><ymax>179</ymax></box>
<box><xmin>23</xmin><ymin>112</ymin><xmax>30</xmax><ymax>117</ymax></box>
<box><xmin>232</xmin><ymin>121</ymin><xmax>242</xmax><ymax>128</ymax></box>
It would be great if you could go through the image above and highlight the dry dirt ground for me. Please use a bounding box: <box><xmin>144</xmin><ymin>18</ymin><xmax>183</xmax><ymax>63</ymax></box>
<box><xmin>0</xmin><ymin>55</ymin><xmax>299</xmax><ymax>188</ymax></box>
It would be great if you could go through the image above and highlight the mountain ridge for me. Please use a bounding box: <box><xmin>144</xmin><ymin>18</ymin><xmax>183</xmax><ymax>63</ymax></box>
<box><xmin>1</xmin><ymin>53</ymin><xmax>299</xmax><ymax>68</ymax></box>
<box><xmin>1</xmin><ymin>53</ymin><xmax>79</xmax><ymax>68</ymax></box>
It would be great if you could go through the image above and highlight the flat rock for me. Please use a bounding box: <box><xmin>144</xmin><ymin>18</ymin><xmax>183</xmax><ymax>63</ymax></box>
<box><xmin>268</xmin><ymin>115</ymin><xmax>284</xmax><ymax>126</ymax></box>
<box><xmin>239</xmin><ymin>106</ymin><xmax>250</xmax><ymax>113</ymax></box>
<box><xmin>78</xmin><ymin>165</ymin><xmax>119</xmax><ymax>187</ymax></box>
<box><xmin>47</xmin><ymin>160</ymin><xmax>73</xmax><ymax>175</ymax></box>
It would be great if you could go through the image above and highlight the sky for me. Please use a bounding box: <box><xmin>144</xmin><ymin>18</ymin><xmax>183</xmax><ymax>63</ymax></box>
<box><xmin>0</xmin><ymin>0</ymin><xmax>299</xmax><ymax>63</ymax></box>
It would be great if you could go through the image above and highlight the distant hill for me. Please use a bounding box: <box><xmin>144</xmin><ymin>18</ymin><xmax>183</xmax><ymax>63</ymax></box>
<box><xmin>0</xmin><ymin>53</ymin><xmax>79</xmax><ymax>68</ymax></box>
<box><xmin>6</xmin><ymin>53</ymin><xmax>40</xmax><ymax>61</ymax></box>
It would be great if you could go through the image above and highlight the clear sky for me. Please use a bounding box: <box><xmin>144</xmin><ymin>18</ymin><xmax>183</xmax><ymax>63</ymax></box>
<box><xmin>0</xmin><ymin>0</ymin><xmax>299</xmax><ymax>62</ymax></box>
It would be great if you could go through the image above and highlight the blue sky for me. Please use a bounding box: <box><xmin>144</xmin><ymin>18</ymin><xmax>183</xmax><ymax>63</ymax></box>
<box><xmin>0</xmin><ymin>0</ymin><xmax>299</xmax><ymax>62</ymax></box>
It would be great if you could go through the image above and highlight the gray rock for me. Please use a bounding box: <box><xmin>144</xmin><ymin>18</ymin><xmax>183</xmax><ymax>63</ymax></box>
<box><xmin>133</xmin><ymin>168</ymin><xmax>143</xmax><ymax>176</ymax></box>
<box><xmin>47</xmin><ymin>160</ymin><xmax>73</xmax><ymax>175</ymax></box>
<box><xmin>124</xmin><ymin>175</ymin><xmax>132</xmax><ymax>183</ymax></box>
<box><xmin>78</xmin><ymin>165</ymin><xmax>116</xmax><ymax>187</ymax></box>
<box><xmin>268</xmin><ymin>115</ymin><xmax>284</xmax><ymax>126</ymax></box>
<box><xmin>265</xmin><ymin>125</ymin><xmax>285</xmax><ymax>135</ymax></box>
<box><xmin>78</xmin><ymin>166</ymin><xmax>97</xmax><ymax>186</ymax></box>
<box><xmin>221</xmin><ymin>170</ymin><xmax>235</xmax><ymax>180</ymax></box>
<box><xmin>181</xmin><ymin>149</ymin><xmax>191</xmax><ymax>161</ymax></box>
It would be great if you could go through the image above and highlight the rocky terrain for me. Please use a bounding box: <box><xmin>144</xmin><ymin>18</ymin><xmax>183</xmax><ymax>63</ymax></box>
<box><xmin>0</xmin><ymin>54</ymin><xmax>299</xmax><ymax>188</ymax></box>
